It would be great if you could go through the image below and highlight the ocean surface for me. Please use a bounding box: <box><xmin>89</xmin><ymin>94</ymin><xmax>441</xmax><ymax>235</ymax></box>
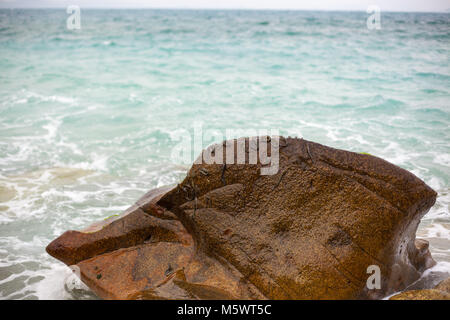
<box><xmin>0</xmin><ymin>9</ymin><xmax>449</xmax><ymax>299</ymax></box>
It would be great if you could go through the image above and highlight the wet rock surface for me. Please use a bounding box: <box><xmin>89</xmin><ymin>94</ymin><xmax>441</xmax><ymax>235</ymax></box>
<box><xmin>46</xmin><ymin>137</ymin><xmax>437</xmax><ymax>299</ymax></box>
<box><xmin>389</xmin><ymin>276</ymin><xmax>450</xmax><ymax>300</ymax></box>
<box><xmin>389</xmin><ymin>289</ymin><xmax>449</xmax><ymax>300</ymax></box>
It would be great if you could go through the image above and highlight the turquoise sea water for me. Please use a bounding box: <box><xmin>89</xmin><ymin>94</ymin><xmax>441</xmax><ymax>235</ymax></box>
<box><xmin>0</xmin><ymin>9</ymin><xmax>449</xmax><ymax>299</ymax></box>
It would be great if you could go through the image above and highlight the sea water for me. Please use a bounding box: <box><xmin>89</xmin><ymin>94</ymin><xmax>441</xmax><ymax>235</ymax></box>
<box><xmin>0</xmin><ymin>9</ymin><xmax>449</xmax><ymax>299</ymax></box>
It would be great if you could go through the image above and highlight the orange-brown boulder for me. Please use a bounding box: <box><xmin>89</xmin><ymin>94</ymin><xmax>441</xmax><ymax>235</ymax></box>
<box><xmin>47</xmin><ymin>184</ymin><xmax>262</xmax><ymax>299</ymax></box>
<box><xmin>389</xmin><ymin>289</ymin><xmax>450</xmax><ymax>300</ymax></box>
<box><xmin>46</xmin><ymin>137</ymin><xmax>437</xmax><ymax>300</ymax></box>
<box><xmin>389</xmin><ymin>276</ymin><xmax>450</xmax><ymax>300</ymax></box>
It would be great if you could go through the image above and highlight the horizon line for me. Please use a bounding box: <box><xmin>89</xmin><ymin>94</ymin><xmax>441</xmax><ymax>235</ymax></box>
<box><xmin>0</xmin><ymin>7</ymin><xmax>449</xmax><ymax>13</ymax></box>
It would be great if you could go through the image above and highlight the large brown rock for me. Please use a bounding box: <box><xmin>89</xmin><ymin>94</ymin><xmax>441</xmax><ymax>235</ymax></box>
<box><xmin>46</xmin><ymin>137</ymin><xmax>437</xmax><ymax>299</ymax></box>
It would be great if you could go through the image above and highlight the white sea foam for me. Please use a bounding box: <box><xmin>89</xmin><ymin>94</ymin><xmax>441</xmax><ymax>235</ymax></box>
<box><xmin>423</xmin><ymin>224</ymin><xmax>450</xmax><ymax>240</ymax></box>
<box><xmin>22</xmin><ymin>90</ymin><xmax>76</xmax><ymax>105</ymax></box>
<box><xmin>43</xmin><ymin>118</ymin><xmax>62</xmax><ymax>143</ymax></box>
<box><xmin>32</xmin><ymin>262</ymin><xmax>94</xmax><ymax>300</ymax></box>
<box><xmin>433</xmin><ymin>153</ymin><xmax>450</xmax><ymax>167</ymax></box>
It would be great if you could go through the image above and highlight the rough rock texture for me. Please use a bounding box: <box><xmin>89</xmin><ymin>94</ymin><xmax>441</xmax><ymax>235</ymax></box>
<box><xmin>47</xmin><ymin>186</ymin><xmax>263</xmax><ymax>299</ymax></box>
<box><xmin>435</xmin><ymin>277</ymin><xmax>450</xmax><ymax>294</ymax></box>
<box><xmin>46</xmin><ymin>186</ymin><xmax>181</xmax><ymax>266</ymax></box>
<box><xmin>389</xmin><ymin>276</ymin><xmax>450</xmax><ymax>300</ymax></box>
<box><xmin>390</xmin><ymin>289</ymin><xmax>450</xmax><ymax>300</ymax></box>
<box><xmin>46</xmin><ymin>137</ymin><xmax>437</xmax><ymax>299</ymax></box>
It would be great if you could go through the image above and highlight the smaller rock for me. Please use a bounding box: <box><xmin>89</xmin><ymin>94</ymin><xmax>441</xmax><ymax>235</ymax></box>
<box><xmin>410</xmin><ymin>239</ymin><xmax>436</xmax><ymax>272</ymax></box>
<box><xmin>390</xmin><ymin>289</ymin><xmax>450</xmax><ymax>300</ymax></box>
